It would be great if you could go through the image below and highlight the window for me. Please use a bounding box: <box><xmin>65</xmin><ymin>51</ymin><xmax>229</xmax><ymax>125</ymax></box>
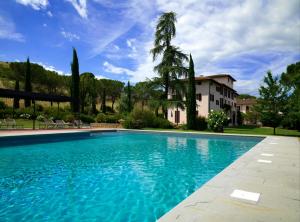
<box><xmin>210</xmin><ymin>94</ymin><xmax>214</xmax><ymax>102</ymax></box>
<box><xmin>220</xmin><ymin>98</ymin><xmax>224</xmax><ymax>108</ymax></box>
<box><xmin>197</xmin><ymin>81</ymin><xmax>202</xmax><ymax>85</ymax></box>
<box><xmin>216</xmin><ymin>86</ymin><xmax>221</xmax><ymax>92</ymax></box>
<box><xmin>237</xmin><ymin>106</ymin><xmax>240</xmax><ymax>111</ymax></box>
<box><xmin>227</xmin><ymin>90</ymin><xmax>230</xmax><ymax>98</ymax></box>
<box><xmin>231</xmin><ymin>92</ymin><xmax>233</xmax><ymax>99</ymax></box>
<box><xmin>224</xmin><ymin>88</ymin><xmax>227</xmax><ymax>97</ymax></box>
<box><xmin>196</xmin><ymin>93</ymin><xmax>202</xmax><ymax>101</ymax></box>
<box><xmin>216</xmin><ymin>100</ymin><xmax>219</xmax><ymax>106</ymax></box>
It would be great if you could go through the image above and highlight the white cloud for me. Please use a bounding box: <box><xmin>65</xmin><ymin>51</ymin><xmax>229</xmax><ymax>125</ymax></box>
<box><xmin>65</xmin><ymin>0</ymin><xmax>87</xmax><ymax>18</ymax></box>
<box><xmin>16</xmin><ymin>0</ymin><xmax>48</xmax><ymax>10</ymax></box>
<box><xmin>103</xmin><ymin>61</ymin><xmax>134</xmax><ymax>76</ymax></box>
<box><xmin>36</xmin><ymin>62</ymin><xmax>70</xmax><ymax>75</ymax></box>
<box><xmin>61</xmin><ymin>30</ymin><xmax>80</xmax><ymax>41</ymax></box>
<box><xmin>47</xmin><ymin>11</ymin><xmax>53</xmax><ymax>17</ymax></box>
<box><xmin>43</xmin><ymin>23</ymin><xmax>47</xmax><ymax>27</ymax></box>
<box><xmin>116</xmin><ymin>0</ymin><xmax>300</xmax><ymax>94</ymax></box>
<box><xmin>0</xmin><ymin>15</ymin><xmax>25</xmax><ymax>42</ymax></box>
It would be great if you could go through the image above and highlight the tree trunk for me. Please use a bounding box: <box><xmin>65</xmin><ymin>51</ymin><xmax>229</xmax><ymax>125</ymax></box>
<box><xmin>164</xmin><ymin>72</ymin><xmax>169</xmax><ymax>119</ymax></box>
<box><xmin>273</xmin><ymin>127</ymin><xmax>276</xmax><ymax>135</ymax></box>
<box><xmin>111</xmin><ymin>98</ymin><xmax>115</xmax><ymax>112</ymax></box>
<box><xmin>101</xmin><ymin>89</ymin><xmax>106</xmax><ymax>113</ymax></box>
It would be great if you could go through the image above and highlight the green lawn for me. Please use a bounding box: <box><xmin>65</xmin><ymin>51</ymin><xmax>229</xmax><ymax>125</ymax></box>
<box><xmin>11</xmin><ymin>119</ymin><xmax>42</xmax><ymax>129</ymax></box>
<box><xmin>144</xmin><ymin>126</ymin><xmax>300</xmax><ymax>137</ymax></box>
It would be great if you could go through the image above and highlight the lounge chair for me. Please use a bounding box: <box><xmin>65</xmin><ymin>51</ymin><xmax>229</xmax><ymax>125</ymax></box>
<box><xmin>3</xmin><ymin>118</ymin><xmax>23</xmax><ymax>129</ymax></box>
<box><xmin>55</xmin><ymin>120</ymin><xmax>73</xmax><ymax>128</ymax></box>
<box><xmin>74</xmin><ymin>120</ymin><xmax>90</xmax><ymax>128</ymax></box>
<box><xmin>39</xmin><ymin>119</ymin><xmax>57</xmax><ymax>129</ymax></box>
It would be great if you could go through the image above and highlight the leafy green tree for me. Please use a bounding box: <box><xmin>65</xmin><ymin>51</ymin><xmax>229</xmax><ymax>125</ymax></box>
<box><xmin>109</xmin><ymin>80</ymin><xmax>124</xmax><ymax>111</ymax></box>
<box><xmin>256</xmin><ymin>71</ymin><xmax>287</xmax><ymax>135</ymax></box>
<box><xmin>71</xmin><ymin>48</ymin><xmax>80</xmax><ymax>113</ymax></box>
<box><xmin>237</xmin><ymin>94</ymin><xmax>256</xmax><ymax>99</ymax></box>
<box><xmin>186</xmin><ymin>54</ymin><xmax>196</xmax><ymax>129</ymax></box>
<box><xmin>24</xmin><ymin>57</ymin><xmax>32</xmax><ymax>107</ymax></box>
<box><xmin>80</xmin><ymin>72</ymin><xmax>97</xmax><ymax>113</ymax></box>
<box><xmin>13</xmin><ymin>80</ymin><xmax>20</xmax><ymax>109</ymax></box>
<box><xmin>150</xmin><ymin>12</ymin><xmax>188</xmax><ymax>118</ymax></box>
<box><xmin>280</xmin><ymin>61</ymin><xmax>300</xmax><ymax>130</ymax></box>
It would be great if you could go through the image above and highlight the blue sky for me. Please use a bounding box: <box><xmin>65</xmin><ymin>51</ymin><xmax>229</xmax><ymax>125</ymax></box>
<box><xmin>0</xmin><ymin>0</ymin><xmax>299</xmax><ymax>95</ymax></box>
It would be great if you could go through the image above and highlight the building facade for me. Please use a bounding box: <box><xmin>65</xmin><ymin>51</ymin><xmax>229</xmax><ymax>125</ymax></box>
<box><xmin>168</xmin><ymin>74</ymin><xmax>238</xmax><ymax>125</ymax></box>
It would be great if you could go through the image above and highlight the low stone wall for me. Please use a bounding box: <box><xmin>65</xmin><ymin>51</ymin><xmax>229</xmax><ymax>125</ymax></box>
<box><xmin>90</xmin><ymin>123</ymin><xmax>122</xmax><ymax>128</ymax></box>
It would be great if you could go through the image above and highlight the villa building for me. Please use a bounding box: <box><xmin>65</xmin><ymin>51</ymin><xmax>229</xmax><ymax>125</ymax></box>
<box><xmin>168</xmin><ymin>74</ymin><xmax>238</xmax><ymax>125</ymax></box>
<box><xmin>236</xmin><ymin>98</ymin><xmax>257</xmax><ymax>114</ymax></box>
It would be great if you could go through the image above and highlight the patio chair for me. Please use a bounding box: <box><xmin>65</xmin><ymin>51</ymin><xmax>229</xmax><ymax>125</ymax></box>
<box><xmin>39</xmin><ymin>119</ymin><xmax>57</xmax><ymax>129</ymax></box>
<box><xmin>3</xmin><ymin>118</ymin><xmax>23</xmax><ymax>129</ymax></box>
<box><xmin>74</xmin><ymin>120</ymin><xmax>90</xmax><ymax>128</ymax></box>
<box><xmin>55</xmin><ymin>120</ymin><xmax>73</xmax><ymax>128</ymax></box>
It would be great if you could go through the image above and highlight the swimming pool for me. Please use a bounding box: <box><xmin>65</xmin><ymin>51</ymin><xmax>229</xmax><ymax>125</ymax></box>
<box><xmin>0</xmin><ymin>131</ymin><xmax>263</xmax><ymax>221</ymax></box>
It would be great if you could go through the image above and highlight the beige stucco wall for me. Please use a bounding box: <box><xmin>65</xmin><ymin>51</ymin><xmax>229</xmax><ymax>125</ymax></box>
<box><xmin>168</xmin><ymin>79</ymin><xmax>238</xmax><ymax>125</ymax></box>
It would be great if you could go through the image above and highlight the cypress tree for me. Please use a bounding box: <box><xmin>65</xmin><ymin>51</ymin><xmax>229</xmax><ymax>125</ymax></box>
<box><xmin>71</xmin><ymin>48</ymin><xmax>80</xmax><ymax>113</ymax></box>
<box><xmin>127</xmin><ymin>81</ymin><xmax>132</xmax><ymax>112</ymax></box>
<box><xmin>186</xmin><ymin>54</ymin><xmax>197</xmax><ymax>129</ymax></box>
<box><xmin>24</xmin><ymin>57</ymin><xmax>32</xmax><ymax>107</ymax></box>
<box><xmin>13</xmin><ymin>80</ymin><xmax>20</xmax><ymax>109</ymax></box>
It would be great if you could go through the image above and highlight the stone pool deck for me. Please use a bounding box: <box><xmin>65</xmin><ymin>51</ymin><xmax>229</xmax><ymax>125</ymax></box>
<box><xmin>158</xmin><ymin>135</ymin><xmax>300</xmax><ymax>222</ymax></box>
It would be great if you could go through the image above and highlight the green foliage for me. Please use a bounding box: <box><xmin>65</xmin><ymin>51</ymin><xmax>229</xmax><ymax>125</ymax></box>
<box><xmin>237</xmin><ymin>110</ymin><xmax>243</xmax><ymax>126</ymax></box>
<box><xmin>127</xmin><ymin>81</ymin><xmax>132</xmax><ymax>112</ymax></box>
<box><xmin>95</xmin><ymin>113</ymin><xmax>121</xmax><ymax>123</ymax></box>
<box><xmin>256</xmin><ymin>71</ymin><xmax>287</xmax><ymax>134</ymax></box>
<box><xmin>79</xmin><ymin>114</ymin><xmax>95</xmax><ymax>123</ymax></box>
<box><xmin>71</xmin><ymin>48</ymin><xmax>80</xmax><ymax>113</ymax></box>
<box><xmin>24</xmin><ymin>57</ymin><xmax>32</xmax><ymax>107</ymax></box>
<box><xmin>64</xmin><ymin>114</ymin><xmax>75</xmax><ymax>122</ymax></box>
<box><xmin>207</xmin><ymin>110</ymin><xmax>228</xmax><ymax>132</ymax></box>
<box><xmin>238</xmin><ymin>94</ymin><xmax>256</xmax><ymax>99</ymax></box>
<box><xmin>280</xmin><ymin>61</ymin><xmax>300</xmax><ymax>130</ymax></box>
<box><xmin>195</xmin><ymin>116</ymin><xmax>207</xmax><ymax>130</ymax></box>
<box><xmin>123</xmin><ymin>108</ymin><xmax>172</xmax><ymax>129</ymax></box>
<box><xmin>150</xmin><ymin>11</ymin><xmax>188</xmax><ymax>112</ymax></box>
<box><xmin>80</xmin><ymin>72</ymin><xmax>97</xmax><ymax>114</ymax></box>
<box><xmin>0</xmin><ymin>101</ymin><xmax>6</xmax><ymax>109</ymax></box>
<box><xmin>186</xmin><ymin>54</ymin><xmax>196</xmax><ymax>129</ymax></box>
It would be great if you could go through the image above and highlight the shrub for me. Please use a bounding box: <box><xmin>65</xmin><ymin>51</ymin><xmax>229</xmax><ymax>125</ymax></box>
<box><xmin>64</xmin><ymin>114</ymin><xmax>75</xmax><ymax>123</ymax></box>
<box><xmin>122</xmin><ymin>108</ymin><xmax>172</xmax><ymax>129</ymax></box>
<box><xmin>207</xmin><ymin>110</ymin><xmax>227</xmax><ymax>132</ymax></box>
<box><xmin>80</xmin><ymin>114</ymin><xmax>95</xmax><ymax>123</ymax></box>
<box><xmin>20</xmin><ymin>113</ymin><xmax>31</xmax><ymax>119</ymax></box>
<box><xmin>36</xmin><ymin>115</ymin><xmax>45</xmax><ymax>121</ymax></box>
<box><xmin>195</xmin><ymin>116</ymin><xmax>207</xmax><ymax>130</ymax></box>
<box><xmin>96</xmin><ymin>113</ymin><xmax>121</xmax><ymax>123</ymax></box>
<box><xmin>0</xmin><ymin>101</ymin><xmax>6</xmax><ymax>109</ymax></box>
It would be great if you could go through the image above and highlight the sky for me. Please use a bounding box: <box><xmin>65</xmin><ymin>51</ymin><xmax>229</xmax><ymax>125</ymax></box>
<box><xmin>0</xmin><ymin>0</ymin><xmax>299</xmax><ymax>95</ymax></box>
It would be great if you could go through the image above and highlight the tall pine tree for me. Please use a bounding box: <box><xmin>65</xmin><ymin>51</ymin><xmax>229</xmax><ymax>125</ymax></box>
<box><xmin>71</xmin><ymin>48</ymin><xmax>80</xmax><ymax>113</ymax></box>
<box><xmin>24</xmin><ymin>57</ymin><xmax>32</xmax><ymax>107</ymax></box>
<box><xmin>186</xmin><ymin>54</ymin><xmax>196</xmax><ymax>129</ymax></box>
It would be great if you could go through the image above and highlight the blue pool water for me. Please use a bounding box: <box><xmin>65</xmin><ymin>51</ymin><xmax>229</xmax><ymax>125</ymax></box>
<box><xmin>0</xmin><ymin>131</ymin><xmax>263</xmax><ymax>221</ymax></box>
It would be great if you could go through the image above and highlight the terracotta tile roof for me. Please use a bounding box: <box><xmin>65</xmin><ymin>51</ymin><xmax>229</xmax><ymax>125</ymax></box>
<box><xmin>196</xmin><ymin>74</ymin><xmax>236</xmax><ymax>81</ymax></box>
<box><xmin>236</xmin><ymin>98</ymin><xmax>257</xmax><ymax>105</ymax></box>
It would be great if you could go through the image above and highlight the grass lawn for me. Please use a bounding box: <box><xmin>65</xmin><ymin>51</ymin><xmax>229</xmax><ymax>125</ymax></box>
<box><xmin>144</xmin><ymin>125</ymin><xmax>300</xmax><ymax>137</ymax></box>
<box><xmin>15</xmin><ymin>119</ymin><xmax>42</xmax><ymax>129</ymax></box>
